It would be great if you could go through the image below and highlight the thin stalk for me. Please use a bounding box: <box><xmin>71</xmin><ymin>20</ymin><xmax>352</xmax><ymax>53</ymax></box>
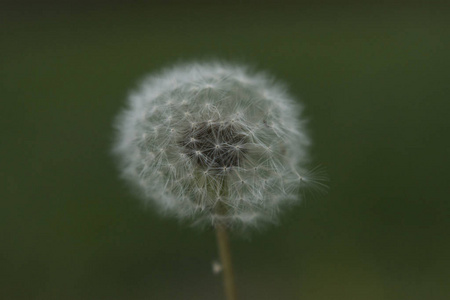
<box><xmin>215</xmin><ymin>224</ymin><xmax>238</xmax><ymax>300</ymax></box>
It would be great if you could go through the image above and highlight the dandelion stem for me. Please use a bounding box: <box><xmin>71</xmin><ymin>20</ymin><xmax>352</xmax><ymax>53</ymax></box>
<box><xmin>216</xmin><ymin>224</ymin><xmax>238</xmax><ymax>300</ymax></box>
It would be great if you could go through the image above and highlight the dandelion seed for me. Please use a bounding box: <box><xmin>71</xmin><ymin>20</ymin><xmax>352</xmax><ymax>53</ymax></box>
<box><xmin>212</xmin><ymin>261</ymin><xmax>223</xmax><ymax>274</ymax></box>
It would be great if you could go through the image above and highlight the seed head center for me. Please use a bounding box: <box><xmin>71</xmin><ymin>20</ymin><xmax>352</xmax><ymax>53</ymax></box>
<box><xmin>179</xmin><ymin>121</ymin><xmax>247</xmax><ymax>170</ymax></box>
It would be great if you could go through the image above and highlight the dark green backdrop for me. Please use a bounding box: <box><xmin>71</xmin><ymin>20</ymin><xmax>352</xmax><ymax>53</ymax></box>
<box><xmin>1</xmin><ymin>2</ymin><xmax>449</xmax><ymax>300</ymax></box>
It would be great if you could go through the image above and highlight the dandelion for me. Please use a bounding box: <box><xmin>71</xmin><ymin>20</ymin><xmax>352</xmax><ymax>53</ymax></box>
<box><xmin>113</xmin><ymin>61</ymin><xmax>321</xmax><ymax>300</ymax></box>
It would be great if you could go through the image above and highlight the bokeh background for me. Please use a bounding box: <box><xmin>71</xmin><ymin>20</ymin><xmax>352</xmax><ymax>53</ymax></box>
<box><xmin>1</xmin><ymin>1</ymin><xmax>449</xmax><ymax>299</ymax></box>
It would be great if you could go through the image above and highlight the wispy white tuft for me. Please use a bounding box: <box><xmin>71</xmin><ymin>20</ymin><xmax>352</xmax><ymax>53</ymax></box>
<box><xmin>113</xmin><ymin>61</ymin><xmax>320</xmax><ymax>230</ymax></box>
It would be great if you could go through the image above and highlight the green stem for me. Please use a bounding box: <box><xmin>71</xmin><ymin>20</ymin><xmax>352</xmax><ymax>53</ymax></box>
<box><xmin>215</xmin><ymin>223</ymin><xmax>238</xmax><ymax>300</ymax></box>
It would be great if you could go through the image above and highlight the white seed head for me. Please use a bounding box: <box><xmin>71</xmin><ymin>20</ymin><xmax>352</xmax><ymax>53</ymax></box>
<box><xmin>113</xmin><ymin>61</ymin><xmax>316</xmax><ymax>230</ymax></box>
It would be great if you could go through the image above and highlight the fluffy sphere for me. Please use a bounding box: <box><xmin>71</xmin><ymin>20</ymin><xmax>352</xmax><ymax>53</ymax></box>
<box><xmin>113</xmin><ymin>61</ymin><xmax>313</xmax><ymax>229</ymax></box>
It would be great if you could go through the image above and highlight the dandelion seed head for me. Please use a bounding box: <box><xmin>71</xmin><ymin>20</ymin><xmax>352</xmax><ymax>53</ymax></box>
<box><xmin>113</xmin><ymin>61</ymin><xmax>317</xmax><ymax>230</ymax></box>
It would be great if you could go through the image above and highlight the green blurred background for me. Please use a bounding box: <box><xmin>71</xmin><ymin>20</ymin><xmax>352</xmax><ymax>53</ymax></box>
<box><xmin>1</xmin><ymin>1</ymin><xmax>449</xmax><ymax>299</ymax></box>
